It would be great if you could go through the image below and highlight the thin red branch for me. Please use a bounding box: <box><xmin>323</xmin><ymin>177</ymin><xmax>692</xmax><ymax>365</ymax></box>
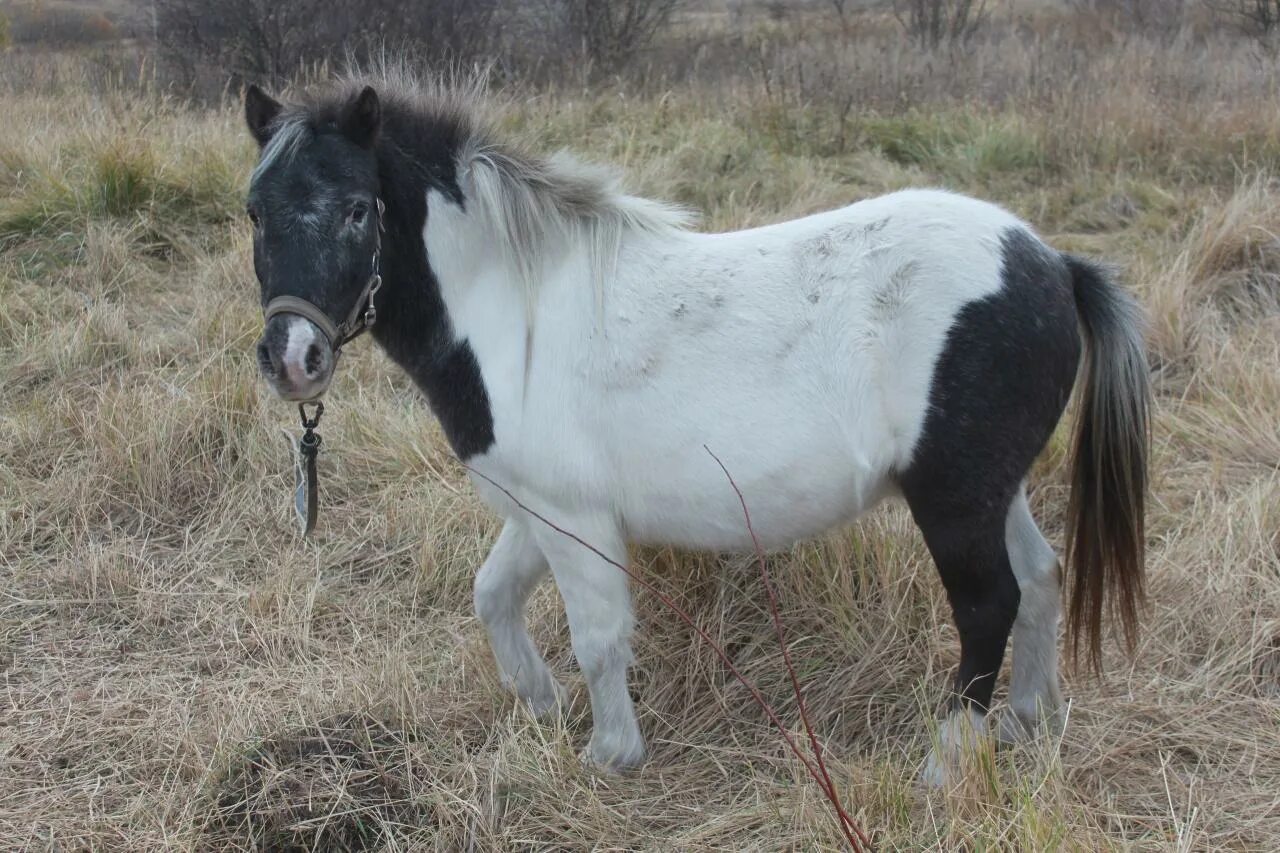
<box><xmin>704</xmin><ymin>446</ymin><xmax>873</xmax><ymax>852</ymax></box>
<box><xmin>464</xmin><ymin>463</ymin><xmax>873</xmax><ymax>852</ymax></box>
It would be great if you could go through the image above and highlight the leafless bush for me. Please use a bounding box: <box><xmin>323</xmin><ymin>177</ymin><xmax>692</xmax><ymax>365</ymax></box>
<box><xmin>537</xmin><ymin>0</ymin><xmax>684</xmax><ymax>75</ymax></box>
<box><xmin>6</xmin><ymin>5</ymin><xmax>120</xmax><ymax>46</ymax></box>
<box><xmin>1215</xmin><ymin>0</ymin><xmax>1280</xmax><ymax>35</ymax></box>
<box><xmin>1065</xmin><ymin>0</ymin><xmax>1187</xmax><ymax>35</ymax></box>
<box><xmin>825</xmin><ymin>0</ymin><xmax>874</xmax><ymax>38</ymax></box>
<box><xmin>154</xmin><ymin>0</ymin><xmax>502</xmax><ymax>92</ymax></box>
<box><xmin>152</xmin><ymin>0</ymin><xmax>680</xmax><ymax>92</ymax></box>
<box><xmin>893</xmin><ymin>0</ymin><xmax>989</xmax><ymax>48</ymax></box>
<box><xmin>827</xmin><ymin>0</ymin><xmax>855</xmax><ymax>22</ymax></box>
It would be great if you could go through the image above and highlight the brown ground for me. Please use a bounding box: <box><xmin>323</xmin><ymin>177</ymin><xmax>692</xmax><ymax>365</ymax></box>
<box><xmin>1</xmin><ymin>26</ymin><xmax>1278</xmax><ymax>850</ymax></box>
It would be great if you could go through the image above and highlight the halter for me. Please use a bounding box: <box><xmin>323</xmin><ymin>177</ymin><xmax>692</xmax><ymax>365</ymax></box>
<box><xmin>262</xmin><ymin>197</ymin><xmax>385</xmax><ymax>356</ymax></box>
<box><xmin>264</xmin><ymin>197</ymin><xmax>385</xmax><ymax>537</ymax></box>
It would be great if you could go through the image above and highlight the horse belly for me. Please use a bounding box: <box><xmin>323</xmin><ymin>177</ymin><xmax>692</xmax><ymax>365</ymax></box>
<box><xmin>624</xmin><ymin>482</ymin><xmax>880</xmax><ymax>552</ymax></box>
<box><xmin>611</xmin><ymin>417</ymin><xmax>893</xmax><ymax>551</ymax></box>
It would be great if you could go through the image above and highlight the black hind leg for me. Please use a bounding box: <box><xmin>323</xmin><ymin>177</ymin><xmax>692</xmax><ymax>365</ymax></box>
<box><xmin>914</xmin><ymin>511</ymin><xmax>1020</xmax><ymax>716</ymax></box>
<box><xmin>904</xmin><ymin>494</ymin><xmax>1020</xmax><ymax>785</ymax></box>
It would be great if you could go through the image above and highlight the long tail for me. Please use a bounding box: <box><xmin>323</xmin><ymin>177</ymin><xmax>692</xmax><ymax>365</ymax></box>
<box><xmin>1063</xmin><ymin>254</ymin><xmax>1151</xmax><ymax>673</ymax></box>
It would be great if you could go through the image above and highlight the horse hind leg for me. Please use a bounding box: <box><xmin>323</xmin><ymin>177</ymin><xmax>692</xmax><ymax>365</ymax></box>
<box><xmin>1001</xmin><ymin>487</ymin><xmax>1065</xmax><ymax>743</ymax></box>
<box><xmin>903</xmin><ymin>495</ymin><xmax>1021</xmax><ymax>787</ymax></box>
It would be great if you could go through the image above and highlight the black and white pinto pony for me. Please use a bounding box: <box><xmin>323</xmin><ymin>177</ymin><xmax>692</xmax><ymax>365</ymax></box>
<box><xmin>244</xmin><ymin>75</ymin><xmax>1150</xmax><ymax>784</ymax></box>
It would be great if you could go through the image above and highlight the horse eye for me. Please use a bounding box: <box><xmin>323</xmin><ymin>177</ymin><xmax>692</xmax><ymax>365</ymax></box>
<box><xmin>246</xmin><ymin>207</ymin><xmax>261</xmax><ymax>228</ymax></box>
<box><xmin>350</xmin><ymin>203</ymin><xmax>369</xmax><ymax>225</ymax></box>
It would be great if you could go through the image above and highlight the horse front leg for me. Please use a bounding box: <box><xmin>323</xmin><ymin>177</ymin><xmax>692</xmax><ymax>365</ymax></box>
<box><xmin>533</xmin><ymin>515</ymin><xmax>645</xmax><ymax>771</ymax></box>
<box><xmin>474</xmin><ymin>519</ymin><xmax>565</xmax><ymax>717</ymax></box>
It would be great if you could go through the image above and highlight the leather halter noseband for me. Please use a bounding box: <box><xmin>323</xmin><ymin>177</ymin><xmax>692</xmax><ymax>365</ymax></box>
<box><xmin>262</xmin><ymin>198</ymin><xmax>385</xmax><ymax>355</ymax></box>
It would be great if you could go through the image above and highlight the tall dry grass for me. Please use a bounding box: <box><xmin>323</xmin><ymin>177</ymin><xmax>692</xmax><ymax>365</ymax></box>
<box><xmin>1</xmin><ymin>29</ymin><xmax>1278</xmax><ymax>851</ymax></box>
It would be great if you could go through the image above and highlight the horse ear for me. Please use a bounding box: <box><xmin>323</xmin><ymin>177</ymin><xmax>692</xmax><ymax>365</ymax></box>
<box><xmin>339</xmin><ymin>86</ymin><xmax>381</xmax><ymax>148</ymax></box>
<box><xmin>245</xmin><ymin>84</ymin><xmax>282</xmax><ymax>148</ymax></box>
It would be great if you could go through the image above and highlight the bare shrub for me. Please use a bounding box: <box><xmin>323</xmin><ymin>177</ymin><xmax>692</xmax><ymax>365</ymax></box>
<box><xmin>893</xmin><ymin>0</ymin><xmax>989</xmax><ymax>48</ymax></box>
<box><xmin>826</xmin><ymin>0</ymin><xmax>870</xmax><ymax>36</ymax></box>
<box><xmin>6</xmin><ymin>4</ymin><xmax>121</xmax><ymax>46</ymax></box>
<box><xmin>1066</xmin><ymin>0</ymin><xmax>1187</xmax><ymax>35</ymax></box>
<box><xmin>154</xmin><ymin>0</ymin><xmax>503</xmax><ymax>92</ymax></box>
<box><xmin>537</xmin><ymin>0</ymin><xmax>684</xmax><ymax>75</ymax></box>
<box><xmin>1216</xmin><ymin>0</ymin><xmax>1280</xmax><ymax>35</ymax></box>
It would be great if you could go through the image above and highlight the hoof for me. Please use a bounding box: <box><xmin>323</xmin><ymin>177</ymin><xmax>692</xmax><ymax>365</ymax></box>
<box><xmin>583</xmin><ymin>730</ymin><xmax>646</xmax><ymax>773</ymax></box>
<box><xmin>921</xmin><ymin>749</ymin><xmax>954</xmax><ymax>788</ymax></box>
<box><xmin>997</xmin><ymin>701</ymin><xmax>1065</xmax><ymax>746</ymax></box>
<box><xmin>519</xmin><ymin>679</ymin><xmax>567</xmax><ymax>720</ymax></box>
<box><xmin>996</xmin><ymin>710</ymin><xmax>1033</xmax><ymax>746</ymax></box>
<box><xmin>921</xmin><ymin>708</ymin><xmax>988</xmax><ymax>788</ymax></box>
<box><xmin>499</xmin><ymin>666</ymin><xmax>567</xmax><ymax>720</ymax></box>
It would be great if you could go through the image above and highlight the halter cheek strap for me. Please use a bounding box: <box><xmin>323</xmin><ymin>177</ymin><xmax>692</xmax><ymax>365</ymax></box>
<box><xmin>262</xmin><ymin>198</ymin><xmax>385</xmax><ymax>355</ymax></box>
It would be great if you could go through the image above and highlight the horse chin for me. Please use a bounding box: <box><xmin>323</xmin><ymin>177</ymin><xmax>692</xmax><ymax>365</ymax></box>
<box><xmin>265</xmin><ymin>373</ymin><xmax>333</xmax><ymax>404</ymax></box>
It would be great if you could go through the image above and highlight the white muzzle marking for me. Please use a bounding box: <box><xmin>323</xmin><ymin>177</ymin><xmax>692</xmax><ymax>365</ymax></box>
<box><xmin>278</xmin><ymin>315</ymin><xmax>333</xmax><ymax>399</ymax></box>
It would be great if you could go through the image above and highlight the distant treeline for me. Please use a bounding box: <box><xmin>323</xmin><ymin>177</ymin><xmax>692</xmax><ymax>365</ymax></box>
<box><xmin>2</xmin><ymin>0</ymin><xmax>1278</xmax><ymax>96</ymax></box>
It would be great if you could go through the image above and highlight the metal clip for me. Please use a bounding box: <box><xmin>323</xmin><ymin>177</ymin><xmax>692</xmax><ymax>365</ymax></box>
<box><xmin>286</xmin><ymin>402</ymin><xmax>324</xmax><ymax>536</ymax></box>
<box><xmin>364</xmin><ymin>275</ymin><xmax>381</xmax><ymax>328</ymax></box>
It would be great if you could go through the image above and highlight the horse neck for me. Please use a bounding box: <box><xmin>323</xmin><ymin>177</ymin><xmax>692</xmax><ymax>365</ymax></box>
<box><xmin>366</xmin><ymin>183</ymin><xmax>449</xmax><ymax>364</ymax></box>
<box><xmin>365</xmin><ymin>180</ymin><xmax>523</xmax><ymax>458</ymax></box>
<box><xmin>422</xmin><ymin>186</ymin><xmax>531</xmax><ymax>314</ymax></box>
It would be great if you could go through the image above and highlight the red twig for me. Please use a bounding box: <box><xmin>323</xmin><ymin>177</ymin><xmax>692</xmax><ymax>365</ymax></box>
<box><xmin>704</xmin><ymin>446</ymin><xmax>872</xmax><ymax>852</ymax></box>
<box><xmin>464</xmin><ymin>463</ymin><xmax>873</xmax><ymax>852</ymax></box>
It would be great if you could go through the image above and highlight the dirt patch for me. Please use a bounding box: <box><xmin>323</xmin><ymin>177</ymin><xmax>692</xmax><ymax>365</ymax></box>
<box><xmin>203</xmin><ymin>713</ymin><xmax>433</xmax><ymax>852</ymax></box>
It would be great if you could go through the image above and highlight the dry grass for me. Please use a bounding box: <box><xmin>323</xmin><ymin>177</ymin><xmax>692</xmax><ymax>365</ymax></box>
<box><xmin>2</xmin><ymin>36</ymin><xmax>1279</xmax><ymax>851</ymax></box>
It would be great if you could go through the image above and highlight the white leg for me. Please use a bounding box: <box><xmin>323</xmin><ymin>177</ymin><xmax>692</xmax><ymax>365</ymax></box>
<box><xmin>532</xmin><ymin>515</ymin><xmax>645</xmax><ymax>770</ymax></box>
<box><xmin>1001</xmin><ymin>487</ymin><xmax>1064</xmax><ymax>743</ymax></box>
<box><xmin>474</xmin><ymin>519</ymin><xmax>564</xmax><ymax>717</ymax></box>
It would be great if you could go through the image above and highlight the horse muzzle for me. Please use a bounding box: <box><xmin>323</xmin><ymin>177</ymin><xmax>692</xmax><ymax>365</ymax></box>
<box><xmin>256</xmin><ymin>313</ymin><xmax>336</xmax><ymax>402</ymax></box>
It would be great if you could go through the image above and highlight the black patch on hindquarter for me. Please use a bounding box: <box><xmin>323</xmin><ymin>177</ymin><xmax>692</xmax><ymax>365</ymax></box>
<box><xmin>897</xmin><ymin>227</ymin><xmax>1081</xmax><ymax>712</ymax></box>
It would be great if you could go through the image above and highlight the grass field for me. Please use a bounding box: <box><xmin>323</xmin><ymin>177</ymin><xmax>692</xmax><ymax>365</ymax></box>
<box><xmin>1</xmin><ymin>26</ymin><xmax>1278</xmax><ymax>850</ymax></box>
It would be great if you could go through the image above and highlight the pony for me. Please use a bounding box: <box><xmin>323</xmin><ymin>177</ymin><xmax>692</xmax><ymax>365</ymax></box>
<box><xmin>243</xmin><ymin>74</ymin><xmax>1150</xmax><ymax>784</ymax></box>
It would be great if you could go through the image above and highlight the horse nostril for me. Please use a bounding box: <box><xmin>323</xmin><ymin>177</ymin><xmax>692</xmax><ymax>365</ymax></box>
<box><xmin>256</xmin><ymin>339</ymin><xmax>277</xmax><ymax>375</ymax></box>
<box><xmin>304</xmin><ymin>343</ymin><xmax>324</xmax><ymax>378</ymax></box>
